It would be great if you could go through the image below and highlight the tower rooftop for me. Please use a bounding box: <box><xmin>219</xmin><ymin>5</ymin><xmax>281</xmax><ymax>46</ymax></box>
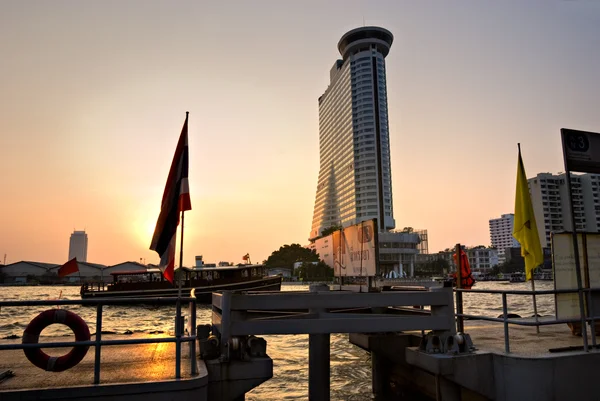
<box><xmin>337</xmin><ymin>26</ymin><xmax>393</xmax><ymax>60</ymax></box>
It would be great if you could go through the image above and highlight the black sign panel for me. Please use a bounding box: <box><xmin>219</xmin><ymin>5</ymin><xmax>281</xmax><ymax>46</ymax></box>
<box><xmin>561</xmin><ymin>128</ymin><xmax>600</xmax><ymax>174</ymax></box>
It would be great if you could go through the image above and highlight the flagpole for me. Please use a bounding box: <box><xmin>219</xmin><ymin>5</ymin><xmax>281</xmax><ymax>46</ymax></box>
<box><xmin>531</xmin><ymin>270</ymin><xmax>540</xmax><ymax>334</ymax></box>
<box><xmin>518</xmin><ymin>144</ymin><xmax>540</xmax><ymax>334</ymax></box>
<box><xmin>178</xmin><ymin>210</ymin><xmax>185</xmax><ymax>298</ymax></box>
<box><xmin>177</xmin><ymin>111</ymin><xmax>189</xmax><ymax>298</ymax></box>
<box><xmin>338</xmin><ymin>228</ymin><xmax>343</xmax><ymax>290</ymax></box>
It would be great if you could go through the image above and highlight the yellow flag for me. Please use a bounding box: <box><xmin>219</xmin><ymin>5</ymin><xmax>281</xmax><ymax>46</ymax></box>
<box><xmin>513</xmin><ymin>147</ymin><xmax>544</xmax><ymax>281</ymax></box>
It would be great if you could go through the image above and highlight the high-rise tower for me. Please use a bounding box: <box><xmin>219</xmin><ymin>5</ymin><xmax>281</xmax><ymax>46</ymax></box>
<box><xmin>309</xmin><ymin>27</ymin><xmax>395</xmax><ymax>240</ymax></box>
<box><xmin>68</xmin><ymin>230</ymin><xmax>88</xmax><ymax>262</ymax></box>
<box><xmin>489</xmin><ymin>214</ymin><xmax>519</xmax><ymax>264</ymax></box>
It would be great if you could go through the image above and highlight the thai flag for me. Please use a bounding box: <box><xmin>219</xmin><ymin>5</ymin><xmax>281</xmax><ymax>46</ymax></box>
<box><xmin>150</xmin><ymin>113</ymin><xmax>192</xmax><ymax>283</ymax></box>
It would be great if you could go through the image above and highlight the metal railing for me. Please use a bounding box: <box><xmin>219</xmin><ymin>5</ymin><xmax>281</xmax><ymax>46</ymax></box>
<box><xmin>0</xmin><ymin>297</ymin><xmax>198</xmax><ymax>384</ymax></box>
<box><xmin>454</xmin><ymin>287</ymin><xmax>600</xmax><ymax>353</ymax></box>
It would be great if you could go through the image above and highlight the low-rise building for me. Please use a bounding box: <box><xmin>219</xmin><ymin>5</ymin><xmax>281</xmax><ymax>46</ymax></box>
<box><xmin>0</xmin><ymin>261</ymin><xmax>57</xmax><ymax>283</ymax></box>
<box><xmin>266</xmin><ymin>267</ymin><xmax>293</xmax><ymax>278</ymax></box>
<box><xmin>428</xmin><ymin>246</ymin><xmax>499</xmax><ymax>274</ymax></box>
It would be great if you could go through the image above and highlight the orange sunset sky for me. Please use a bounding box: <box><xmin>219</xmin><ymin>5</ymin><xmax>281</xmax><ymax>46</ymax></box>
<box><xmin>1</xmin><ymin>1</ymin><xmax>600</xmax><ymax>266</ymax></box>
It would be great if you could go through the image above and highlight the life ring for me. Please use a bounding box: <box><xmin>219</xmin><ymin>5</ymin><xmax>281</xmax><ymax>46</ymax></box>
<box><xmin>22</xmin><ymin>309</ymin><xmax>90</xmax><ymax>372</ymax></box>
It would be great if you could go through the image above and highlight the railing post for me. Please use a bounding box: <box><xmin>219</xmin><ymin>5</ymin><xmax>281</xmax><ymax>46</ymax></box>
<box><xmin>455</xmin><ymin>244</ymin><xmax>464</xmax><ymax>333</ymax></box>
<box><xmin>308</xmin><ymin>284</ymin><xmax>330</xmax><ymax>401</ymax></box>
<box><xmin>189</xmin><ymin>299</ymin><xmax>198</xmax><ymax>375</ymax></box>
<box><xmin>502</xmin><ymin>293</ymin><xmax>510</xmax><ymax>353</ymax></box>
<box><xmin>220</xmin><ymin>291</ymin><xmax>232</xmax><ymax>361</ymax></box>
<box><xmin>586</xmin><ymin>289</ymin><xmax>597</xmax><ymax>347</ymax></box>
<box><xmin>94</xmin><ymin>304</ymin><xmax>103</xmax><ymax>384</ymax></box>
<box><xmin>431</xmin><ymin>282</ymin><xmax>456</xmax><ymax>335</ymax></box>
<box><xmin>175</xmin><ymin>299</ymin><xmax>182</xmax><ymax>379</ymax></box>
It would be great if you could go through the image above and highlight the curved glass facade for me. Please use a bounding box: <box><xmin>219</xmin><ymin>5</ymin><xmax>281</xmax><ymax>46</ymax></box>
<box><xmin>309</xmin><ymin>27</ymin><xmax>395</xmax><ymax>240</ymax></box>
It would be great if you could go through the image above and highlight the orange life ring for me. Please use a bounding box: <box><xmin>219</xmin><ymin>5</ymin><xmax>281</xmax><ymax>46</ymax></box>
<box><xmin>22</xmin><ymin>309</ymin><xmax>90</xmax><ymax>372</ymax></box>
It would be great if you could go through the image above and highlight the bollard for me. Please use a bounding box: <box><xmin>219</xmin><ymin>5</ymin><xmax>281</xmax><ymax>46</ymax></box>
<box><xmin>309</xmin><ymin>284</ymin><xmax>330</xmax><ymax>401</ymax></box>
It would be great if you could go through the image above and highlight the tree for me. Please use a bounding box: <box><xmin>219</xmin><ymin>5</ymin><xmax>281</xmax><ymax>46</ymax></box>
<box><xmin>265</xmin><ymin>244</ymin><xmax>319</xmax><ymax>270</ymax></box>
<box><xmin>402</xmin><ymin>227</ymin><xmax>414</xmax><ymax>233</ymax></box>
<box><xmin>414</xmin><ymin>258</ymin><xmax>449</xmax><ymax>277</ymax></box>
<box><xmin>321</xmin><ymin>225</ymin><xmax>342</xmax><ymax>237</ymax></box>
<box><xmin>499</xmin><ymin>260</ymin><xmax>525</xmax><ymax>274</ymax></box>
<box><xmin>295</xmin><ymin>261</ymin><xmax>334</xmax><ymax>281</ymax></box>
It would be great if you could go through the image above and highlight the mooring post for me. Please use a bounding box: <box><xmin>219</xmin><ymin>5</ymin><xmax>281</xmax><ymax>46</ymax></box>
<box><xmin>309</xmin><ymin>283</ymin><xmax>330</xmax><ymax>401</ymax></box>
<box><xmin>371</xmin><ymin>351</ymin><xmax>390</xmax><ymax>398</ymax></box>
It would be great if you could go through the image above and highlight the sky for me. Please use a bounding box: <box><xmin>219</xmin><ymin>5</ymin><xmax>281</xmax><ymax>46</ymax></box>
<box><xmin>1</xmin><ymin>0</ymin><xmax>600</xmax><ymax>266</ymax></box>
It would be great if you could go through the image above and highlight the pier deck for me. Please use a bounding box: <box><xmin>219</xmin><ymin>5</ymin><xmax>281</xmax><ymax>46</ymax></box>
<box><xmin>0</xmin><ymin>334</ymin><xmax>199</xmax><ymax>391</ymax></box>
<box><xmin>461</xmin><ymin>317</ymin><xmax>596</xmax><ymax>356</ymax></box>
<box><xmin>352</xmin><ymin>316</ymin><xmax>600</xmax><ymax>401</ymax></box>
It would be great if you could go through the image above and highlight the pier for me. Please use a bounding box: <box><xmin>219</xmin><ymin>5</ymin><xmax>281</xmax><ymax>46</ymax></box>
<box><xmin>2</xmin><ymin>284</ymin><xmax>600</xmax><ymax>400</ymax></box>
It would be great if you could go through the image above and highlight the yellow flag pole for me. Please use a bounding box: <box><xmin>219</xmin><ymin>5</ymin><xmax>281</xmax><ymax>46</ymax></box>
<box><xmin>517</xmin><ymin>143</ymin><xmax>540</xmax><ymax>333</ymax></box>
<box><xmin>531</xmin><ymin>269</ymin><xmax>540</xmax><ymax>334</ymax></box>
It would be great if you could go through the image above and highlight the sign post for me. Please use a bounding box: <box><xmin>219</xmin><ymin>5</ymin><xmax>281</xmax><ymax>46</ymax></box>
<box><xmin>560</xmin><ymin>128</ymin><xmax>600</xmax><ymax>351</ymax></box>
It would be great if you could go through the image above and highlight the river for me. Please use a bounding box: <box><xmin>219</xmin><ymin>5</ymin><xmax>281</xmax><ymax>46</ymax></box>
<box><xmin>0</xmin><ymin>281</ymin><xmax>556</xmax><ymax>400</ymax></box>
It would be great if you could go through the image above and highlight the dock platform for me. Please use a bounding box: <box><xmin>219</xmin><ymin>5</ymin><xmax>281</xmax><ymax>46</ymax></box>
<box><xmin>0</xmin><ymin>333</ymin><xmax>213</xmax><ymax>401</ymax></box>
<box><xmin>0</xmin><ymin>334</ymin><xmax>197</xmax><ymax>390</ymax></box>
<box><xmin>351</xmin><ymin>317</ymin><xmax>600</xmax><ymax>401</ymax></box>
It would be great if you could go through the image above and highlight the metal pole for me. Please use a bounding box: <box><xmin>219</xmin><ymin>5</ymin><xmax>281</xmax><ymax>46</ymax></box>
<box><xmin>563</xmin><ymin>169</ymin><xmax>589</xmax><ymax>352</ymax></box>
<box><xmin>455</xmin><ymin>244</ymin><xmax>464</xmax><ymax>333</ymax></box>
<box><xmin>360</xmin><ymin>221</ymin><xmax>364</xmax><ymax>292</ymax></box>
<box><xmin>178</xmin><ymin>211</ymin><xmax>185</xmax><ymax>298</ymax></box>
<box><xmin>561</xmin><ymin>129</ymin><xmax>589</xmax><ymax>351</ymax></box>
<box><xmin>582</xmin><ymin>234</ymin><xmax>595</xmax><ymax>346</ymax></box>
<box><xmin>175</xmin><ymin>299</ymin><xmax>181</xmax><ymax>379</ymax></box>
<box><xmin>309</xmin><ymin>284</ymin><xmax>330</xmax><ymax>401</ymax></box>
<box><xmin>220</xmin><ymin>291</ymin><xmax>232</xmax><ymax>361</ymax></box>
<box><xmin>531</xmin><ymin>276</ymin><xmax>540</xmax><ymax>334</ymax></box>
<box><xmin>189</xmin><ymin>299</ymin><xmax>198</xmax><ymax>375</ymax></box>
<box><xmin>502</xmin><ymin>293</ymin><xmax>510</xmax><ymax>353</ymax></box>
<box><xmin>338</xmin><ymin>229</ymin><xmax>343</xmax><ymax>290</ymax></box>
<box><xmin>586</xmin><ymin>289</ymin><xmax>597</xmax><ymax>348</ymax></box>
<box><xmin>94</xmin><ymin>304</ymin><xmax>103</xmax><ymax>384</ymax></box>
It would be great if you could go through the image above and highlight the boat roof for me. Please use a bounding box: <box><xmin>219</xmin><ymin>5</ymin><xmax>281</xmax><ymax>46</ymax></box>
<box><xmin>110</xmin><ymin>265</ymin><xmax>265</xmax><ymax>275</ymax></box>
<box><xmin>110</xmin><ymin>268</ymin><xmax>162</xmax><ymax>276</ymax></box>
<box><xmin>180</xmin><ymin>264</ymin><xmax>265</xmax><ymax>272</ymax></box>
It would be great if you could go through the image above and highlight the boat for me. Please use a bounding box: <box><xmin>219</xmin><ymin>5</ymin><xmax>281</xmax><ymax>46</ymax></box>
<box><xmin>80</xmin><ymin>264</ymin><xmax>282</xmax><ymax>302</ymax></box>
<box><xmin>509</xmin><ymin>272</ymin><xmax>526</xmax><ymax>283</ymax></box>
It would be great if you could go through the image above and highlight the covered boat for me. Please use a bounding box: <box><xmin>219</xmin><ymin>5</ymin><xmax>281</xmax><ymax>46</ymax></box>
<box><xmin>80</xmin><ymin>264</ymin><xmax>282</xmax><ymax>302</ymax></box>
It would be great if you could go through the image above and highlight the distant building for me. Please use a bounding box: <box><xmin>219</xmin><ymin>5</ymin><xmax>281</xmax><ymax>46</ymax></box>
<box><xmin>431</xmin><ymin>246</ymin><xmax>499</xmax><ymax>273</ymax></box>
<box><xmin>466</xmin><ymin>246</ymin><xmax>499</xmax><ymax>272</ymax></box>
<box><xmin>309</xmin><ymin>26</ymin><xmax>396</xmax><ymax>240</ymax></box>
<box><xmin>267</xmin><ymin>267</ymin><xmax>293</xmax><ymax>278</ymax></box>
<box><xmin>0</xmin><ymin>261</ymin><xmax>58</xmax><ymax>283</ymax></box>
<box><xmin>0</xmin><ymin>260</ymin><xmax>105</xmax><ymax>283</ymax></box>
<box><xmin>504</xmin><ymin>247</ymin><xmax>525</xmax><ymax>269</ymax></box>
<box><xmin>69</xmin><ymin>230</ymin><xmax>88</xmax><ymax>262</ymax></box>
<box><xmin>504</xmin><ymin>247</ymin><xmax>552</xmax><ymax>272</ymax></box>
<box><xmin>293</xmin><ymin>261</ymin><xmax>318</xmax><ymax>270</ymax></box>
<box><xmin>529</xmin><ymin>172</ymin><xmax>600</xmax><ymax>248</ymax></box>
<box><xmin>102</xmin><ymin>261</ymin><xmax>147</xmax><ymax>282</ymax></box>
<box><xmin>489</xmin><ymin>214</ymin><xmax>519</xmax><ymax>264</ymax></box>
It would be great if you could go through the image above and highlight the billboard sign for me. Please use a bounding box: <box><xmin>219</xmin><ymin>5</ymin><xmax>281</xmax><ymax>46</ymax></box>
<box><xmin>552</xmin><ymin>232</ymin><xmax>600</xmax><ymax>319</ymax></box>
<box><xmin>332</xmin><ymin>219</ymin><xmax>378</xmax><ymax>277</ymax></box>
<box><xmin>561</xmin><ymin>128</ymin><xmax>600</xmax><ymax>174</ymax></box>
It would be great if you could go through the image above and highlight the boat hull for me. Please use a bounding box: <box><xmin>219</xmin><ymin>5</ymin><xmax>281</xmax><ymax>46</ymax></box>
<box><xmin>80</xmin><ymin>276</ymin><xmax>282</xmax><ymax>302</ymax></box>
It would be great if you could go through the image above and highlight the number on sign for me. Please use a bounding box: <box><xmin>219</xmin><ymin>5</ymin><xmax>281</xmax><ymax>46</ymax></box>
<box><xmin>567</xmin><ymin>132</ymin><xmax>589</xmax><ymax>152</ymax></box>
